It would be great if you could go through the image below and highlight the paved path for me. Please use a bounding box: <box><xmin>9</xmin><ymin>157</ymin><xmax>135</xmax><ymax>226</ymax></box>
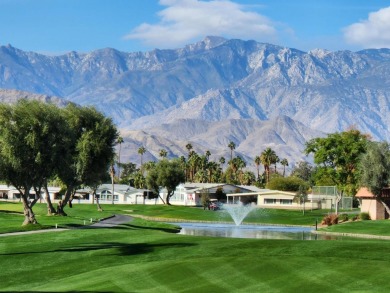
<box><xmin>0</xmin><ymin>214</ymin><xmax>133</xmax><ymax>237</ymax></box>
<box><xmin>89</xmin><ymin>214</ymin><xmax>133</xmax><ymax>228</ymax></box>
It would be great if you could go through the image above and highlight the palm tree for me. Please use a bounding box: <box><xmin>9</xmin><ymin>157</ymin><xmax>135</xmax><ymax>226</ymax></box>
<box><xmin>207</xmin><ymin>161</ymin><xmax>219</xmax><ymax>183</ymax></box>
<box><xmin>260</xmin><ymin>147</ymin><xmax>276</xmax><ymax>183</ymax></box>
<box><xmin>109</xmin><ymin>164</ymin><xmax>115</xmax><ymax>204</ymax></box>
<box><xmin>235</xmin><ymin>156</ymin><xmax>246</xmax><ymax>184</ymax></box>
<box><xmin>228</xmin><ymin>141</ymin><xmax>236</xmax><ymax>161</ymax></box>
<box><xmin>186</xmin><ymin>143</ymin><xmax>193</xmax><ymax>159</ymax></box>
<box><xmin>280</xmin><ymin>158</ymin><xmax>289</xmax><ymax>177</ymax></box>
<box><xmin>159</xmin><ymin>149</ymin><xmax>168</xmax><ymax>159</ymax></box>
<box><xmin>188</xmin><ymin>152</ymin><xmax>200</xmax><ymax>182</ymax></box>
<box><xmin>205</xmin><ymin>150</ymin><xmax>211</xmax><ymax>160</ymax></box>
<box><xmin>138</xmin><ymin>146</ymin><xmax>146</xmax><ymax>166</ymax></box>
<box><xmin>116</xmin><ymin>136</ymin><xmax>124</xmax><ymax>178</ymax></box>
<box><xmin>254</xmin><ymin>155</ymin><xmax>261</xmax><ymax>180</ymax></box>
<box><xmin>274</xmin><ymin>155</ymin><xmax>280</xmax><ymax>173</ymax></box>
<box><xmin>179</xmin><ymin>155</ymin><xmax>187</xmax><ymax>181</ymax></box>
<box><xmin>219</xmin><ymin>156</ymin><xmax>226</xmax><ymax>171</ymax></box>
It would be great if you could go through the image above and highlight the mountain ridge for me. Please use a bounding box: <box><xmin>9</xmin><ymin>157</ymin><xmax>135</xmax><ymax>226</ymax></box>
<box><xmin>1</xmin><ymin>37</ymin><xmax>390</xmax><ymax>169</ymax></box>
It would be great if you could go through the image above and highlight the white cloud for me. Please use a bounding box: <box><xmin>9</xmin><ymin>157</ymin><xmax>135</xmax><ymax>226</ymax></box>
<box><xmin>344</xmin><ymin>6</ymin><xmax>390</xmax><ymax>49</ymax></box>
<box><xmin>124</xmin><ymin>0</ymin><xmax>277</xmax><ymax>48</ymax></box>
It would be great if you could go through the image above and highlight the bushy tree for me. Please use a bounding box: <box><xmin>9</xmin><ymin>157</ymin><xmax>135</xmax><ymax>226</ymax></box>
<box><xmin>0</xmin><ymin>100</ymin><xmax>118</xmax><ymax>223</ymax></box>
<box><xmin>358</xmin><ymin>141</ymin><xmax>390</xmax><ymax>214</ymax></box>
<box><xmin>146</xmin><ymin>158</ymin><xmax>185</xmax><ymax>205</ymax></box>
<box><xmin>267</xmin><ymin>176</ymin><xmax>308</xmax><ymax>192</ymax></box>
<box><xmin>0</xmin><ymin>100</ymin><xmax>69</xmax><ymax>223</ymax></box>
<box><xmin>305</xmin><ymin>129</ymin><xmax>369</xmax><ymax>213</ymax></box>
<box><xmin>57</xmin><ymin>104</ymin><xmax>118</xmax><ymax>214</ymax></box>
<box><xmin>291</xmin><ymin>161</ymin><xmax>314</xmax><ymax>184</ymax></box>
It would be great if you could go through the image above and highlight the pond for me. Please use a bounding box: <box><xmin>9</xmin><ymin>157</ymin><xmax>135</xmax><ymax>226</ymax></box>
<box><xmin>173</xmin><ymin>222</ymin><xmax>343</xmax><ymax>240</ymax></box>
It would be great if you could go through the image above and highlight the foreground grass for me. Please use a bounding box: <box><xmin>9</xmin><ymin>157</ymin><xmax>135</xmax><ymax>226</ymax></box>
<box><xmin>1</xmin><ymin>202</ymin><xmax>390</xmax><ymax>292</ymax></box>
<box><xmin>1</xmin><ymin>217</ymin><xmax>390</xmax><ymax>292</ymax></box>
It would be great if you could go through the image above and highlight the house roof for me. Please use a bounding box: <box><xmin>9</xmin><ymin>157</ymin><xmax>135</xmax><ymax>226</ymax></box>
<box><xmin>355</xmin><ymin>187</ymin><xmax>375</xmax><ymax>198</ymax></box>
<box><xmin>356</xmin><ymin>187</ymin><xmax>390</xmax><ymax>198</ymax></box>
<box><xmin>227</xmin><ymin>190</ymin><xmax>295</xmax><ymax>198</ymax></box>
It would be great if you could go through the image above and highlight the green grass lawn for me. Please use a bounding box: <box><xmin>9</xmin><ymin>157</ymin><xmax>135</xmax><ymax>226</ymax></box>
<box><xmin>1</xmin><ymin>201</ymin><xmax>390</xmax><ymax>292</ymax></box>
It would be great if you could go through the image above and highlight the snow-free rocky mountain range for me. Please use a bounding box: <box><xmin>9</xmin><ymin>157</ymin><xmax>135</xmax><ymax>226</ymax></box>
<box><xmin>1</xmin><ymin>36</ymin><xmax>390</xmax><ymax>170</ymax></box>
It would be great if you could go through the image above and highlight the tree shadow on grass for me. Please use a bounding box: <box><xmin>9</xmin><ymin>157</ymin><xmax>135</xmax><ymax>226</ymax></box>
<box><xmin>83</xmin><ymin>222</ymin><xmax>181</xmax><ymax>234</ymax></box>
<box><xmin>112</xmin><ymin>223</ymin><xmax>181</xmax><ymax>233</ymax></box>
<box><xmin>0</xmin><ymin>241</ymin><xmax>196</xmax><ymax>256</ymax></box>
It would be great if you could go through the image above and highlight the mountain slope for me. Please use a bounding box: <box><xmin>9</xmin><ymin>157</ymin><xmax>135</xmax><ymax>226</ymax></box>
<box><xmin>1</xmin><ymin>37</ymin><xmax>390</xmax><ymax>167</ymax></box>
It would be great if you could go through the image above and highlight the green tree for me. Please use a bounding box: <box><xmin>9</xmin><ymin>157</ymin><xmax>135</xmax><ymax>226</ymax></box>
<box><xmin>267</xmin><ymin>176</ymin><xmax>308</xmax><ymax>192</ymax></box>
<box><xmin>205</xmin><ymin>150</ymin><xmax>211</xmax><ymax>160</ymax></box>
<box><xmin>185</xmin><ymin>143</ymin><xmax>193</xmax><ymax>158</ymax></box>
<box><xmin>159</xmin><ymin>149</ymin><xmax>168</xmax><ymax>159</ymax></box>
<box><xmin>188</xmin><ymin>151</ymin><xmax>200</xmax><ymax>182</ymax></box>
<box><xmin>200</xmin><ymin>192</ymin><xmax>210</xmax><ymax>210</ymax></box>
<box><xmin>215</xmin><ymin>187</ymin><xmax>226</xmax><ymax>202</ymax></box>
<box><xmin>305</xmin><ymin>129</ymin><xmax>369</xmax><ymax>214</ymax></box>
<box><xmin>228</xmin><ymin>141</ymin><xmax>236</xmax><ymax>161</ymax></box>
<box><xmin>116</xmin><ymin>136</ymin><xmax>124</xmax><ymax>178</ymax></box>
<box><xmin>146</xmin><ymin>159</ymin><xmax>185</xmax><ymax>205</ymax></box>
<box><xmin>57</xmin><ymin>104</ymin><xmax>118</xmax><ymax>214</ymax></box>
<box><xmin>0</xmin><ymin>100</ymin><xmax>69</xmax><ymax>224</ymax></box>
<box><xmin>260</xmin><ymin>147</ymin><xmax>277</xmax><ymax>183</ymax></box>
<box><xmin>280</xmin><ymin>158</ymin><xmax>289</xmax><ymax>177</ymax></box>
<box><xmin>254</xmin><ymin>155</ymin><xmax>261</xmax><ymax>180</ymax></box>
<box><xmin>219</xmin><ymin>156</ymin><xmax>226</xmax><ymax>172</ymax></box>
<box><xmin>241</xmin><ymin>171</ymin><xmax>256</xmax><ymax>185</ymax></box>
<box><xmin>134</xmin><ymin>171</ymin><xmax>146</xmax><ymax>189</ymax></box>
<box><xmin>138</xmin><ymin>146</ymin><xmax>146</xmax><ymax>169</ymax></box>
<box><xmin>291</xmin><ymin>161</ymin><xmax>313</xmax><ymax>183</ymax></box>
<box><xmin>118</xmin><ymin>162</ymin><xmax>138</xmax><ymax>183</ymax></box>
<box><xmin>358</xmin><ymin>141</ymin><xmax>390</xmax><ymax>214</ymax></box>
<box><xmin>294</xmin><ymin>185</ymin><xmax>309</xmax><ymax>215</ymax></box>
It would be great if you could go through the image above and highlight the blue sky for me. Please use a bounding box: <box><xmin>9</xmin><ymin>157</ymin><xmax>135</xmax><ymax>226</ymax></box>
<box><xmin>1</xmin><ymin>0</ymin><xmax>390</xmax><ymax>54</ymax></box>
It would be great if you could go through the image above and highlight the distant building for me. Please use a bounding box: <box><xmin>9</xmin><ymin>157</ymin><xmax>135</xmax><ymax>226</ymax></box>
<box><xmin>355</xmin><ymin>187</ymin><xmax>390</xmax><ymax>220</ymax></box>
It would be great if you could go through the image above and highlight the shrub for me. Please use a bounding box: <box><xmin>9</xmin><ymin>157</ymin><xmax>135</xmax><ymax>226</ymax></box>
<box><xmin>359</xmin><ymin>212</ymin><xmax>371</xmax><ymax>220</ymax></box>
<box><xmin>321</xmin><ymin>213</ymin><xmax>339</xmax><ymax>226</ymax></box>
<box><xmin>338</xmin><ymin>213</ymin><xmax>349</xmax><ymax>222</ymax></box>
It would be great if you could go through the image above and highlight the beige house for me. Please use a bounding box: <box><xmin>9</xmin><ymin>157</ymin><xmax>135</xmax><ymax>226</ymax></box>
<box><xmin>0</xmin><ymin>184</ymin><xmax>61</xmax><ymax>202</ymax></box>
<box><xmin>227</xmin><ymin>189</ymin><xmax>320</xmax><ymax>210</ymax></box>
<box><xmin>355</xmin><ymin>187</ymin><xmax>390</xmax><ymax>220</ymax></box>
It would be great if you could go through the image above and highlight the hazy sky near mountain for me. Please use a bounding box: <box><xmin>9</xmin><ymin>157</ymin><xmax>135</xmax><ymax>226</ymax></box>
<box><xmin>1</xmin><ymin>0</ymin><xmax>390</xmax><ymax>54</ymax></box>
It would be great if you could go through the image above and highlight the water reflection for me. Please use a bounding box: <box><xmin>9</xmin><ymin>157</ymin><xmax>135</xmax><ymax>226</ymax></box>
<box><xmin>174</xmin><ymin>223</ymin><xmax>341</xmax><ymax>240</ymax></box>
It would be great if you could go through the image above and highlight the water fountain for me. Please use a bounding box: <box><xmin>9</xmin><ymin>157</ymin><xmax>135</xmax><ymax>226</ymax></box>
<box><xmin>172</xmin><ymin>201</ymin><xmax>342</xmax><ymax>240</ymax></box>
<box><xmin>221</xmin><ymin>202</ymin><xmax>256</xmax><ymax>226</ymax></box>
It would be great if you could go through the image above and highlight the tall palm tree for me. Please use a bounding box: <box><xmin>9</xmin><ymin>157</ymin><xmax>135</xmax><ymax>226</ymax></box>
<box><xmin>235</xmin><ymin>156</ymin><xmax>246</xmax><ymax>184</ymax></box>
<box><xmin>260</xmin><ymin>147</ymin><xmax>276</xmax><ymax>183</ymax></box>
<box><xmin>228</xmin><ymin>141</ymin><xmax>236</xmax><ymax>161</ymax></box>
<box><xmin>116</xmin><ymin>136</ymin><xmax>124</xmax><ymax>178</ymax></box>
<box><xmin>186</xmin><ymin>143</ymin><xmax>193</xmax><ymax>159</ymax></box>
<box><xmin>138</xmin><ymin>146</ymin><xmax>146</xmax><ymax>169</ymax></box>
<box><xmin>188</xmin><ymin>152</ymin><xmax>200</xmax><ymax>182</ymax></box>
<box><xmin>109</xmin><ymin>164</ymin><xmax>115</xmax><ymax>204</ymax></box>
<box><xmin>159</xmin><ymin>149</ymin><xmax>168</xmax><ymax>159</ymax></box>
<box><xmin>205</xmin><ymin>150</ymin><xmax>211</xmax><ymax>160</ymax></box>
<box><xmin>274</xmin><ymin>155</ymin><xmax>280</xmax><ymax>173</ymax></box>
<box><xmin>219</xmin><ymin>156</ymin><xmax>226</xmax><ymax>171</ymax></box>
<box><xmin>280</xmin><ymin>158</ymin><xmax>289</xmax><ymax>177</ymax></box>
<box><xmin>254</xmin><ymin>155</ymin><xmax>261</xmax><ymax>180</ymax></box>
<box><xmin>179</xmin><ymin>155</ymin><xmax>187</xmax><ymax>181</ymax></box>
